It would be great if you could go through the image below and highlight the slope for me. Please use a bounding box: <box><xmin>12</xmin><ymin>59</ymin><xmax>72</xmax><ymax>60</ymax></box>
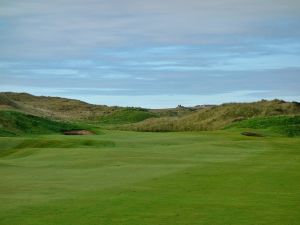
<box><xmin>0</xmin><ymin>92</ymin><xmax>198</xmax><ymax>124</ymax></box>
<box><xmin>98</xmin><ymin>107</ymin><xmax>158</xmax><ymax>124</ymax></box>
<box><xmin>0</xmin><ymin>110</ymin><xmax>79</xmax><ymax>136</ymax></box>
<box><xmin>122</xmin><ymin>100</ymin><xmax>300</xmax><ymax>132</ymax></box>
<box><xmin>226</xmin><ymin>115</ymin><xmax>300</xmax><ymax>137</ymax></box>
<box><xmin>0</xmin><ymin>92</ymin><xmax>116</xmax><ymax>121</ymax></box>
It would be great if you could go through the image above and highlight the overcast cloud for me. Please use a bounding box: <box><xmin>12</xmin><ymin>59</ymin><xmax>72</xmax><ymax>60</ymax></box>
<box><xmin>0</xmin><ymin>0</ymin><xmax>299</xmax><ymax>107</ymax></box>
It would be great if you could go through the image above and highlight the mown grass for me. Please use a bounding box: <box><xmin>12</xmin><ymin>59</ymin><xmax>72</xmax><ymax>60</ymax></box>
<box><xmin>0</xmin><ymin>130</ymin><xmax>300</xmax><ymax>225</ymax></box>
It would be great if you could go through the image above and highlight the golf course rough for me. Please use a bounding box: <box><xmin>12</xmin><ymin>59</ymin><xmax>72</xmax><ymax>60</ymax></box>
<box><xmin>0</xmin><ymin>130</ymin><xmax>300</xmax><ymax>225</ymax></box>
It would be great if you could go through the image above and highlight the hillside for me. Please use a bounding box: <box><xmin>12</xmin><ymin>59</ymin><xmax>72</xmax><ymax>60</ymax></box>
<box><xmin>122</xmin><ymin>100</ymin><xmax>300</xmax><ymax>132</ymax></box>
<box><xmin>0</xmin><ymin>92</ymin><xmax>202</xmax><ymax>124</ymax></box>
<box><xmin>98</xmin><ymin>108</ymin><xmax>158</xmax><ymax>124</ymax></box>
<box><xmin>0</xmin><ymin>110</ymin><xmax>79</xmax><ymax>136</ymax></box>
<box><xmin>226</xmin><ymin>115</ymin><xmax>300</xmax><ymax>137</ymax></box>
<box><xmin>1</xmin><ymin>93</ymin><xmax>300</xmax><ymax>133</ymax></box>
<box><xmin>150</xmin><ymin>104</ymin><xmax>211</xmax><ymax>117</ymax></box>
<box><xmin>0</xmin><ymin>92</ymin><xmax>118</xmax><ymax>121</ymax></box>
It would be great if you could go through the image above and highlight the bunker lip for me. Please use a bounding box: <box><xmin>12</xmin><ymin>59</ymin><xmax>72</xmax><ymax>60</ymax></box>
<box><xmin>63</xmin><ymin>130</ymin><xmax>95</xmax><ymax>135</ymax></box>
<box><xmin>241</xmin><ymin>131</ymin><xmax>264</xmax><ymax>137</ymax></box>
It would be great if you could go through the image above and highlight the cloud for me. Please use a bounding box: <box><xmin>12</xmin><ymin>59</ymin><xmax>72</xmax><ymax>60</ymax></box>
<box><xmin>29</xmin><ymin>69</ymin><xmax>79</xmax><ymax>75</ymax></box>
<box><xmin>1</xmin><ymin>0</ymin><xmax>300</xmax><ymax>59</ymax></box>
<box><xmin>0</xmin><ymin>0</ymin><xmax>299</xmax><ymax>107</ymax></box>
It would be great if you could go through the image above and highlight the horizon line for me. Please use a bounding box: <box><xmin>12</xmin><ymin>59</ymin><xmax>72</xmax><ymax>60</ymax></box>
<box><xmin>1</xmin><ymin>91</ymin><xmax>299</xmax><ymax>110</ymax></box>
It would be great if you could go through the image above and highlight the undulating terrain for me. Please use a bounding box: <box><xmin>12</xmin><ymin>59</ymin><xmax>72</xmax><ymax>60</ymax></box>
<box><xmin>1</xmin><ymin>92</ymin><xmax>300</xmax><ymax>134</ymax></box>
<box><xmin>0</xmin><ymin>92</ymin><xmax>300</xmax><ymax>225</ymax></box>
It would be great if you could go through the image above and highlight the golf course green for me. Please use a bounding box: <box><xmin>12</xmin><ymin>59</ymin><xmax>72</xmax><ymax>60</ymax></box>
<box><xmin>1</xmin><ymin>130</ymin><xmax>299</xmax><ymax>225</ymax></box>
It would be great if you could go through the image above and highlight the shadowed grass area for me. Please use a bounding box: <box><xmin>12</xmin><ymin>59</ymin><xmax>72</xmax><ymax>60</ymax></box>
<box><xmin>0</xmin><ymin>137</ymin><xmax>115</xmax><ymax>158</ymax></box>
<box><xmin>0</xmin><ymin>110</ymin><xmax>81</xmax><ymax>136</ymax></box>
<box><xmin>0</xmin><ymin>130</ymin><xmax>300</xmax><ymax>225</ymax></box>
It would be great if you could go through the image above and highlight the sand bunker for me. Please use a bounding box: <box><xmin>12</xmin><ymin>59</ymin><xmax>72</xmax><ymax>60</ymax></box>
<box><xmin>63</xmin><ymin>130</ymin><xmax>95</xmax><ymax>135</ymax></box>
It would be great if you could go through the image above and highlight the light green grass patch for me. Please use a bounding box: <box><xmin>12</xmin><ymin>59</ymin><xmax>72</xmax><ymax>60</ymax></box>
<box><xmin>0</xmin><ymin>130</ymin><xmax>300</xmax><ymax>225</ymax></box>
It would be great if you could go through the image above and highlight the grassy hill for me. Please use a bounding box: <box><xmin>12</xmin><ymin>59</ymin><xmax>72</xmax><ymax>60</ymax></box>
<box><xmin>226</xmin><ymin>115</ymin><xmax>300</xmax><ymax>137</ymax></box>
<box><xmin>1</xmin><ymin>93</ymin><xmax>300</xmax><ymax>133</ymax></box>
<box><xmin>99</xmin><ymin>107</ymin><xmax>158</xmax><ymax>124</ymax></box>
<box><xmin>0</xmin><ymin>92</ymin><xmax>202</xmax><ymax>124</ymax></box>
<box><xmin>0</xmin><ymin>92</ymin><xmax>118</xmax><ymax>121</ymax></box>
<box><xmin>0</xmin><ymin>110</ymin><xmax>79</xmax><ymax>136</ymax></box>
<box><xmin>150</xmin><ymin>104</ymin><xmax>209</xmax><ymax>117</ymax></box>
<box><xmin>0</xmin><ymin>92</ymin><xmax>166</xmax><ymax>123</ymax></box>
<box><xmin>122</xmin><ymin>100</ymin><xmax>300</xmax><ymax>132</ymax></box>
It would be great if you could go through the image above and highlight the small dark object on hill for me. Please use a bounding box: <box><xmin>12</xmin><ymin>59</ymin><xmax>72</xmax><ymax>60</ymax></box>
<box><xmin>241</xmin><ymin>132</ymin><xmax>264</xmax><ymax>137</ymax></box>
<box><xmin>63</xmin><ymin>130</ymin><xmax>95</xmax><ymax>135</ymax></box>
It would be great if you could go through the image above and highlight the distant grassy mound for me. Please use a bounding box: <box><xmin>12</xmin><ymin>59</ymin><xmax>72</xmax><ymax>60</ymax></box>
<box><xmin>150</xmin><ymin>105</ymin><xmax>206</xmax><ymax>117</ymax></box>
<box><xmin>99</xmin><ymin>108</ymin><xmax>158</xmax><ymax>124</ymax></box>
<box><xmin>122</xmin><ymin>100</ymin><xmax>300</xmax><ymax>132</ymax></box>
<box><xmin>0</xmin><ymin>92</ymin><xmax>119</xmax><ymax>121</ymax></box>
<box><xmin>0</xmin><ymin>94</ymin><xmax>19</xmax><ymax>110</ymax></box>
<box><xmin>0</xmin><ymin>110</ymin><xmax>79</xmax><ymax>136</ymax></box>
<box><xmin>0</xmin><ymin>92</ymin><xmax>201</xmax><ymax>123</ymax></box>
<box><xmin>2</xmin><ymin>93</ymin><xmax>300</xmax><ymax>133</ymax></box>
<box><xmin>227</xmin><ymin>115</ymin><xmax>300</xmax><ymax>137</ymax></box>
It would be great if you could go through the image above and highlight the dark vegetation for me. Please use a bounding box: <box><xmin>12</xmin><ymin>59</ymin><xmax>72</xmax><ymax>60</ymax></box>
<box><xmin>241</xmin><ymin>131</ymin><xmax>264</xmax><ymax>137</ymax></box>
<box><xmin>0</xmin><ymin>110</ymin><xmax>79</xmax><ymax>136</ymax></box>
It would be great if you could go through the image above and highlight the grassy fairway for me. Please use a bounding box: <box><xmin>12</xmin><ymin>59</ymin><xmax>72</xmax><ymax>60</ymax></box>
<box><xmin>0</xmin><ymin>131</ymin><xmax>300</xmax><ymax>225</ymax></box>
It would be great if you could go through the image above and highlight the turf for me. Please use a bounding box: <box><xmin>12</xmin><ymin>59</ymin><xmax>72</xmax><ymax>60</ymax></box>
<box><xmin>0</xmin><ymin>130</ymin><xmax>300</xmax><ymax>225</ymax></box>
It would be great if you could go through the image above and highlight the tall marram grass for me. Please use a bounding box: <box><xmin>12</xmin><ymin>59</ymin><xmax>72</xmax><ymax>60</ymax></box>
<box><xmin>121</xmin><ymin>100</ymin><xmax>300</xmax><ymax>132</ymax></box>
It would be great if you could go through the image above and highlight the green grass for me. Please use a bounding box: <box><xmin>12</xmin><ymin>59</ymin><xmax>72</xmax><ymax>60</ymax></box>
<box><xmin>0</xmin><ymin>130</ymin><xmax>300</xmax><ymax>225</ymax></box>
<box><xmin>227</xmin><ymin>115</ymin><xmax>300</xmax><ymax>137</ymax></box>
<box><xmin>99</xmin><ymin>108</ymin><xmax>158</xmax><ymax>124</ymax></box>
<box><xmin>0</xmin><ymin>110</ymin><xmax>79</xmax><ymax>136</ymax></box>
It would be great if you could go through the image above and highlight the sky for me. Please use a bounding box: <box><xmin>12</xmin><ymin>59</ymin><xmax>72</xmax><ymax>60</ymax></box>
<box><xmin>0</xmin><ymin>0</ymin><xmax>300</xmax><ymax>108</ymax></box>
